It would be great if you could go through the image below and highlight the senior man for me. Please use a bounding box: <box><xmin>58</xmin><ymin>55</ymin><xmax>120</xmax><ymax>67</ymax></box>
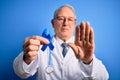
<box><xmin>13</xmin><ymin>4</ymin><xmax>109</xmax><ymax>80</ymax></box>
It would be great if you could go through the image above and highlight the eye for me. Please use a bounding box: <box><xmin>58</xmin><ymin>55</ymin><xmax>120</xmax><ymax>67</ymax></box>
<box><xmin>68</xmin><ymin>18</ymin><xmax>73</xmax><ymax>21</ymax></box>
<box><xmin>57</xmin><ymin>17</ymin><xmax>64</xmax><ymax>21</ymax></box>
<box><xmin>68</xmin><ymin>18</ymin><xmax>75</xmax><ymax>22</ymax></box>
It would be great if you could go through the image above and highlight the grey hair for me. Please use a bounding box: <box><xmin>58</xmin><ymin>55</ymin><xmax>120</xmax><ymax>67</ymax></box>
<box><xmin>53</xmin><ymin>4</ymin><xmax>76</xmax><ymax>19</ymax></box>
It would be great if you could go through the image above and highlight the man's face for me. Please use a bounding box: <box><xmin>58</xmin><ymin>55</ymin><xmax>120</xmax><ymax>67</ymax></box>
<box><xmin>52</xmin><ymin>6</ymin><xmax>76</xmax><ymax>41</ymax></box>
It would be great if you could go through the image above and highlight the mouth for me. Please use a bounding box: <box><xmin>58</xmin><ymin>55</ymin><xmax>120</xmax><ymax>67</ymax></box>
<box><xmin>61</xmin><ymin>29</ymin><xmax>68</xmax><ymax>32</ymax></box>
<box><xmin>61</xmin><ymin>27</ymin><xmax>69</xmax><ymax>31</ymax></box>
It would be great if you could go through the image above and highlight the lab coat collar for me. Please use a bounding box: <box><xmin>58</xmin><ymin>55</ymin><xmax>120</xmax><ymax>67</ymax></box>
<box><xmin>54</xmin><ymin>35</ymin><xmax>74</xmax><ymax>45</ymax></box>
<box><xmin>52</xmin><ymin>35</ymin><xmax>76</xmax><ymax>61</ymax></box>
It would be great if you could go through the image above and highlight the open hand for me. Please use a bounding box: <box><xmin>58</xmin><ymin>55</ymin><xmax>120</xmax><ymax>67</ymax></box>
<box><xmin>68</xmin><ymin>21</ymin><xmax>95</xmax><ymax>64</ymax></box>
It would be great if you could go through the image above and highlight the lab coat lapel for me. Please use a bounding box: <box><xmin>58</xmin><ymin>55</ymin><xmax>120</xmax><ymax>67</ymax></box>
<box><xmin>63</xmin><ymin>47</ymin><xmax>76</xmax><ymax>62</ymax></box>
<box><xmin>52</xmin><ymin>37</ymin><xmax>63</xmax><ymax>59</ymax></box>
<box><xmin>52</xmin><ymin>36</ymin><xmax>76</xmax><ymax>61</ymax></box>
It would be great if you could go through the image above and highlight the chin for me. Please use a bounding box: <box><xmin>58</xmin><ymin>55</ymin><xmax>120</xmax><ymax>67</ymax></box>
<box><xmin>62</xmin><ymin>34</ymin><xmax>70</xmax><ymax>38</ymax></box>
<box><xmin>62</xmin><ymin>32</ymin><xmax>68</xmax><ymax>36</ymax></box>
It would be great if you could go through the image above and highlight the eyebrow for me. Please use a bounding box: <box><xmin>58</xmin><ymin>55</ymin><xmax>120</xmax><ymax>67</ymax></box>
<box><xmin>55</xmin><ymin>16</ymin><xmax>76</xmax><ymax>19</ymax></box>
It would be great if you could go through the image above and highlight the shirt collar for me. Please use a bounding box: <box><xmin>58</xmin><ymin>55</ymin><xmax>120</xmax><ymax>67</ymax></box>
<box><xmin>55</xmin><ymin>35</ymin><xmax>74</xmax><ymax>45</ymax></box>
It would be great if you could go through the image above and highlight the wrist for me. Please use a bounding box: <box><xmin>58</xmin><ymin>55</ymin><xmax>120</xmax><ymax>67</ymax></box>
<box><xmin>83</xmin><ymin>58</ymin><xmax>93</xmax><ymax>64</ymax></box>
<box><xmin>23</xmin><ymin>54</ymin><xmax>32</xmax><ymax>65</ymax></box>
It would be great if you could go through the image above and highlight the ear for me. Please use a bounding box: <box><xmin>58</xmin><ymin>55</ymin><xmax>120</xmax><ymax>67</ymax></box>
<box><xmin>51</xmin><ymin>19</ymin><xmax>55</xmax><ymax>28</ymax></box>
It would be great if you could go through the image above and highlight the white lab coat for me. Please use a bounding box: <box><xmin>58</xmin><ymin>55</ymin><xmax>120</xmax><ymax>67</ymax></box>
<box><xmin>13</xmin><ymin>36</ymin><xmax>109</xmax><ymax>80</ymax></box>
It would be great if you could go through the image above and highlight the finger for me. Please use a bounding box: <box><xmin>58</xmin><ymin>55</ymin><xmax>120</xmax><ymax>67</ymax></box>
<box><xmin>80</xmin><ymin>21</ymin><xmax>85</xmax><ymax>41</ymax></box>
<box><xmin>85</xmin><ymin>22</ymin><xmax>90</xmax><ymax>42</ymax></box>
<box><xmin>89</xmin><ymin>27</ymin><xmax>94</xmax><ymax>44</ymax></box>
<box><xmin>25</xmin><ymin>51</ymin><xmax>38</xmax><ymax>60</ymax></box>
<box><xmin>67</xmin><ymin>42</ymin><xmax>79</xmax><ymax>55</ymax></box>
<box><xmin>23</xmin><ymin>37</ymin><xmax>31</xmax><ymax>49</ymax></box>
<box><xmin>68</xmin><ymin>43</ymin><xmax>84</xmax><ymax>59</ymax></box>
<box><xmin>75</xmin><ymin>25</ymin><xmax>80</xmax><ymax>41</ymax></box>
<box><xmin>24</xmin><ymin>37</ymin><xmax>30</xmax><ymax>43</ymax></box>
<box><xmin>23</xmin><ymin>39</ymin><xmax>40</xmax><ymax>49</ymax></box>
<box><xmin>23</xmin><ymin>36</ymin><xmax>49</xmax><ymax>48</ymax></box>
<box><xmin>27</xmin><ymin>51</ymin><xmax>38</xmax><ymax>57</ymax></box>
<box><xmin>31</xmin><ymin>36</ymin><xmax>49</xmax><ymax>44</ymax></box>
<box><xmin>24</xmin><ymin>45</ymin><xmax>39</xmax><ymax>52</ymax></box>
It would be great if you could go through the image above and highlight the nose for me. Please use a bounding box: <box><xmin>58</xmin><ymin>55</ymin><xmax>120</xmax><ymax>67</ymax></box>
<box><xmin>63</xmin><ymin>18</ymin><xmax>69</xmax><ymax>26</ymax></box>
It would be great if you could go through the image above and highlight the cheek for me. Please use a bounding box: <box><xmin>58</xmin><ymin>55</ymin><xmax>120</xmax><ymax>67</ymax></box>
<box><xmin>70</xmin><ymin>25</ymin><xmax>75</xmax><ymax>32</ymax></box>
<box><xmin>53</xmin><ymin>26</ymin><xmax>60</xmax><ymax>35</ymax></box>
<box><xmin>54</xmin><ymin>23</ymin><xmax>62</xmax><ymax>31</ymax></box>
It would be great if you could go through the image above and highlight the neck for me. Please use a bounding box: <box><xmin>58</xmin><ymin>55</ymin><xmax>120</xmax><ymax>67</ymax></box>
<box><xmin>55</xmin><ymin>35</ymin><xmax>72</xmax><ymax>42</ymax></box>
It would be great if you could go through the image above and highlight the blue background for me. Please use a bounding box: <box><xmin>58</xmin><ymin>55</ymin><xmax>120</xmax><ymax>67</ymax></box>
<box><xmin>0</xmin><ymin>0</ymin><xmax>120</xmax><ymax>80</ymax></box>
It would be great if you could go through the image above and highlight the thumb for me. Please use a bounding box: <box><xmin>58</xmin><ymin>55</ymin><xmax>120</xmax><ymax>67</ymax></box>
<box><xmin>68</xmin><ymin>42</ymin><xmax>84</xmax><ymax>59</ymax></box>
<box><xmin>67</xmin><ymin>42</ymin><xmax>79</xmax><ymax>55</ymax></box>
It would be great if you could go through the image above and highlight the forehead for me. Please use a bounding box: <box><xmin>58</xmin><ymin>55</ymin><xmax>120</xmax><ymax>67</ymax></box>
<box><xmin>56</xmin><ymin>6</ymin><xmax>75</xmax><ymax>18</ymax></box>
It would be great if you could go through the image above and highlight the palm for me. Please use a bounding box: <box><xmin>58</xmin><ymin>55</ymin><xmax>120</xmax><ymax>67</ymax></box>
<box><xmin>75</xmin><ymin>39</ymin><xmax>94</xmax><ymax>62</ymax></box>
<box><xmin>68</xmin><ymin>22</ymin><xmax>94</xmax><ymax>64</ymax></box>
<box><xmin>75</xmin><ymin>22</ymin><xmax>94</xmax><ymax>63</ymax></box>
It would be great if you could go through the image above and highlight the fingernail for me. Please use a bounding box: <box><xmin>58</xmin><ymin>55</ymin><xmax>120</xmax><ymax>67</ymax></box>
<box><xmin>46</xmin><ymin>39</ymin><xmax>50</xmax><ymax>44</ymax></box>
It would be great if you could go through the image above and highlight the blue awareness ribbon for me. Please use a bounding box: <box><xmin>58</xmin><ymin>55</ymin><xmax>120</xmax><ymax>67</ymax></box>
<box><xmin>41</xmin><ymin>28</ymin><xmax>54</xmax><ymax>51</ymax></box>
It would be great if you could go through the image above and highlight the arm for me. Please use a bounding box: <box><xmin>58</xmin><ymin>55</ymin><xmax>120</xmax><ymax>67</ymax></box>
<box><xmin>68</xmin><ymin>21</ymin><xmax>109</xmax><ymax>79</ymax></box>
<box><xmin>79</xmin><ymin>55</ymin><xmax>109</xmax><ymax>80</ymax></box>
<box><xmin>13</xmin><ymin>51</ymin><xmax>39</xmax><ymax>78</ymax></box>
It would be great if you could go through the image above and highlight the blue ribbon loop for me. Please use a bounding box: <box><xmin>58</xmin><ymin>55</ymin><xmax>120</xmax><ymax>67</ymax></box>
<box><xmin>41</xmin><ymin>29</ymin><xmax>54</xmax><ymax>51</ymax></box>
